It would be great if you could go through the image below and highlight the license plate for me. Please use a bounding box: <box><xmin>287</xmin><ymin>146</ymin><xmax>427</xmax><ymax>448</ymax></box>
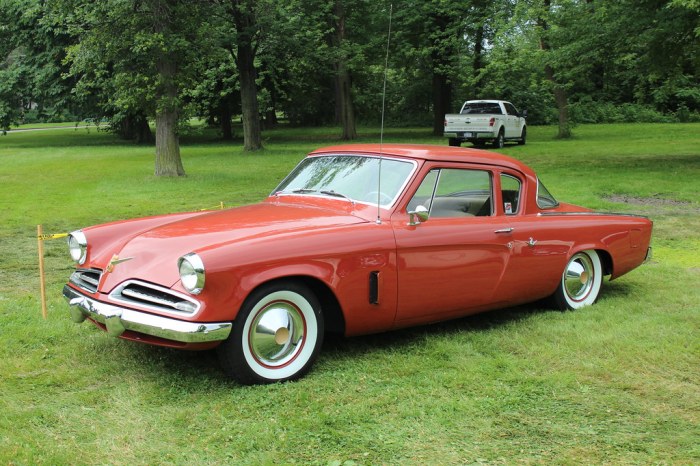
<box><xmin>458</xmin><ymin>132</ymin><xmax>473</xmax><ymax>138</ymax></box>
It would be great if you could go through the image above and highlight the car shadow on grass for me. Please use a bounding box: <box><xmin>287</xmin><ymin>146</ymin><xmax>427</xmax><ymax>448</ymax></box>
<box><xmin>321</xmin><ymin>301</ymin><xmax>550</xmax><ymax>359</ymax></box>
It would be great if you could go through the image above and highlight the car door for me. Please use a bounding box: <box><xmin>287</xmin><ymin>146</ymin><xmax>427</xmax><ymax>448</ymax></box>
<box><xmin>503</xmin><ymin>103</ymin><xmax>520</xmax><ymax>138</ymax></box>
<box><xmin>391</xmin><ymin>164</ymin><xmax>515</xmax><ymax>326</ymax></box>
<box><xmin>490</xmin><ymin>171</ymin><xmax>571</xmax><ymax>304</ymax></box>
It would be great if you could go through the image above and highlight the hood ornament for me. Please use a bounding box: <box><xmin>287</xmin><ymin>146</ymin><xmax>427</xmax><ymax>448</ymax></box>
<box><xmin>106</xmin><ymin>254</ymin><xmax>133</xmax><ymax>273</ymax></box>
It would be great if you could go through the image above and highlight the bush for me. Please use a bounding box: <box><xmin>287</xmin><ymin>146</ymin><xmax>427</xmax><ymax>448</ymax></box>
<box><xmin>569</xmin><ymin>99</ymin><xmax>677</xmax><ymax>124</ymax></box>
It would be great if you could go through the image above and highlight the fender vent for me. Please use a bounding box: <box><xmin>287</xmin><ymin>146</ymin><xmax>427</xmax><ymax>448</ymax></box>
<box><xmin>369</xmin><ymin>271</ymin><xmax>380</xmax><ymax>305</ymax></box>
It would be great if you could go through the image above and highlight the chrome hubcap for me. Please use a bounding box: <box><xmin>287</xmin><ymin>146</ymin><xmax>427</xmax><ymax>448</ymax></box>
<box><xmin>249</xmin><ymin>301</ymin><xmax>305</xmax><ymax>367</ymax></box>
<box><xmin>564</xmin><ymin>253</ymin><xmax>594</xmax><ymax>302</ymax></box>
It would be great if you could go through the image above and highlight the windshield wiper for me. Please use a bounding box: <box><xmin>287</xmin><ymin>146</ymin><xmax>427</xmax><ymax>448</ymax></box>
<box><xmin>320</xmin><ymin>190</ymin><xmax>353</xmax><ymax>202</ymax></box>
<box><xmin>292</xmin><ymin>188</ymin><xmax>318</xmax><ymax>194</ymax></box>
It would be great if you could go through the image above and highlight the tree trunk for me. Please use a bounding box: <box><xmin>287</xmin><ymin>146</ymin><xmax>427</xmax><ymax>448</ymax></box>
<box><xmin>336</xmin><ymin>61</ymin><xmax>357</xmax><ymax>140</ymax></box>
<box><xmin>154</xmin><ymin>57</ymin><xmax>185</xmax><ymax>176</ymax></box>
<box><xmin>232</xmin><ymin>0</ymin><xmax>263</xmax><ymax>151</ymax></box>
<box><xmin>430</xmin><ymin>12</ymin><xmax>453</xmax><ymax>136</ymax></box>
<box><xmin>432</xmin><ymin>72</ymin><xmax>451</xmax><ymax>136</ymax></box>
<box><xmin>538</xmin><ymin>0</ymin><xmax>571</xmax><ymax>139</ymax></box>
<box><xmin>473</xmin><ymin>22</ymin><xmax>485</xmax><ymax>91</ymax></box>
<box><xmin>220</xmin><ymin>102</ymin><xmax>233</xmax><ymax>140</ymax></box>
<box><xmin>151</xmin><ymin>0</ymin><xmax>185</xmax><ymax>175</ymax></box>
<box><xmin>155</xmin><ymin>106</ymin><xmax>184</xmax><ymax>176</ymax></box>
<box><xmin>114</xmin><ymin>112</ymin><xmax>152</xmax><ymax>143</ymax></box>
<box><xmin>544</xmin><ymin>64</ymin><xmax>571</xmax><ymax>138</ymax></box>
<box><xmin>334</xmin><ymin>0</ymin><xmax>357</xmax><ymax>140</ymax></box>
<box><xmin>135</xmin><ymin>114</ymin><xmax>153</xmax><ymax>144</ymax></box>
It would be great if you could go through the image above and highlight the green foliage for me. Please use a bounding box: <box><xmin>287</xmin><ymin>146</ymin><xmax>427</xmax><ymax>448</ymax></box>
<box><xmin>569</xmin><ymin>100</ymin><xmax>679</xmax><ymax>124</ymax></box>
<box><xmin>1</xmin><ymin>0</ymin><xmax>699</xmax><ymax>136</ymax></box>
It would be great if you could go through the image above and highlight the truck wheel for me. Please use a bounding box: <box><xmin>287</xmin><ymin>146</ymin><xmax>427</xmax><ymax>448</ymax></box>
<box><xmin>518</xmin><ymin>127</ymin><xmax>526</xmax><ymax>145</ymax></box>
<box><xmin>493</xmin><ymin>130</ymin><xmax>505</xmax><ymax>149</ymax></box>
<box><xmin>448</xmin><ymin>138</ymin><xmax>460</xmax><ymax>147</ymax></box>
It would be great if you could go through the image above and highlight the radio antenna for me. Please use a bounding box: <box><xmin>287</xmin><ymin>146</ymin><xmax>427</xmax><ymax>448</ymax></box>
<box><xmin>376</xmin><ymin>3</ymin><xmax>393</xmax><ymax>224</ymax></box>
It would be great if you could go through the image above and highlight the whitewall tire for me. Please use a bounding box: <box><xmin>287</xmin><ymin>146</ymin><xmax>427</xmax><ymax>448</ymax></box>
<box><xmin>552</xmin><ymin>249</ymin><xmax>603</xmax><ymax>310</ymax></box>
<box><xmin>217</xmin><ymin>281</ymin><xmax>324</xmax><ymax>384</ymax></box>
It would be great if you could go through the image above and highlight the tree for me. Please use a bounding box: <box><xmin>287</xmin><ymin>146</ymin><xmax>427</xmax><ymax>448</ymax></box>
<box><xmin>536</xmin><ymin>0</ymin><xmax>571</xmax><ymax>138</ymax></box>
<box><xmin>331</xmin><ymin>0</ymin><xmax>358</xmax><ymax>139</ymax></box>
<box><xmin>0</xmin><ymin>0</ymin><xmax>80</xmax><ymax>132</ymax></box>
<box><xmin>227</xmin><ymin>0</ymin><xmax>263</xmax><ymax>151</ymax></box>
<box><xmin>58</xmin><ymin>0</ymin><xmax>211</xmax><ymax>175</ymax></box>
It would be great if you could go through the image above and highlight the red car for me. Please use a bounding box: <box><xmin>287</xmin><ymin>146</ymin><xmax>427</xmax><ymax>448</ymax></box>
<box><xmin>64</xmin><ymin>144</ymin><xmax>652</xmax><ymax>384</ymax></box>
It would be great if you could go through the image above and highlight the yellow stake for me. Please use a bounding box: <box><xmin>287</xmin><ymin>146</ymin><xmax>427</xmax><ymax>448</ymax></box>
<box><xmin>37</xmin><ymin>225</ymin><xmax>47</xmax><ymax>319</ymax></box>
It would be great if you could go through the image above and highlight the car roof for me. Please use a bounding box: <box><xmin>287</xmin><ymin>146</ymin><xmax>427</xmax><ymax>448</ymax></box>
<box><xmin>308</xmin><ymin>144</ymin><xmax>534</xmax><ymax>177</ymax></box>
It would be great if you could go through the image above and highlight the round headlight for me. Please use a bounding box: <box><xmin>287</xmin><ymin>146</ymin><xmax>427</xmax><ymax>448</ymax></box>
<box><xmin>67</xmin><ymin>230</ymin><xmax>88</xmax><ymax>265</ymax></box>
<box><xmin>178</xmin><ymin>253</ymin><xmax>205</xmax><ymax>295</ymax></box>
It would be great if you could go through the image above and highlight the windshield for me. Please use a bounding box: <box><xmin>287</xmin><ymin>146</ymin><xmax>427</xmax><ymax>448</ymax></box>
<box><xmin>273</xmin><ymin>155</ymin><xmax>416</xmax><ymax>207</ymax></box>
<box><xmin>536</xmin><ymin>179</ymin><xmax>559</xmax><ymax>209</ymax></box>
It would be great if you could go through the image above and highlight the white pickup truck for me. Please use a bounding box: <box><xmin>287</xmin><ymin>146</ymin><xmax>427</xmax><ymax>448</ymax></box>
<box><xmin>444</xmin><ymin>100</ymin><xmax>527</xmax><ymax>148</ymax></box>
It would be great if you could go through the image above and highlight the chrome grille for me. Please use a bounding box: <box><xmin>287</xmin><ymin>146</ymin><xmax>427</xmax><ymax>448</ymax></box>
<box><xmin>69</xmin><ymin>269</ymin><xmax>103</xmax><ymax>293</ymax></box>
<box><xmin>110</xmin><ymin>280</ymin><xmax>200</xmax><ymax>315</ymax></box>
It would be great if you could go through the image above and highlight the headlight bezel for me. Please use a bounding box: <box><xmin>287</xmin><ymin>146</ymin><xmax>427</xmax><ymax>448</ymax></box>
<box><xmin>178</xmin><ymin>253</ymin><xmax>205</xmax><ymax>295</ymax></box>
<box><xmin>67</xmin><ymin>230</ymin><xmax>88</xmax><ymax>265</ymax></box>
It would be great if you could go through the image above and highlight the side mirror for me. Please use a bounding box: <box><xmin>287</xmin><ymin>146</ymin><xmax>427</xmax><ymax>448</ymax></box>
<box><xmin>408</xmin><ymin>205</ymin><xmax>429</xmax><ymax>226</ymax></box>
<box><xmin>521</xmin><ymin>109</ymin><xmax>528</xmax><ymax>118</ymax></box>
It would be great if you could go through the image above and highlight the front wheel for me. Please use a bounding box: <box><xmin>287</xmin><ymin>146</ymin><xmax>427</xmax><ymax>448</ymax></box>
<box><xmin>552</xmin><ymin>250</ymin><xmax>603</xmax><ymax>310</ymax></box>
<box><xmin>518</xmin><ymin>127</ymin><xmax>527</xmax><ymax>145</ymax></box>
<box><xmin>217</xmin><ymin>281</ymin><xmax>324</xmax><ymax>384</ymax></box>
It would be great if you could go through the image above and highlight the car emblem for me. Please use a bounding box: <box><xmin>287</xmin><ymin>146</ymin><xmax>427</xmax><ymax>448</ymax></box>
<box><xmin>106</xmin><ymin>254</ymin><xmax>133</xmax><ymax>273</ymax></box>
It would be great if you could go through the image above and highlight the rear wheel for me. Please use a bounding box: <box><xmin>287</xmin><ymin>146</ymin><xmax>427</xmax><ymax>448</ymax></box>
<box><xmin>217</xmin><ymin>280</ymin><xmax>324</xmax><ymax>384</ymax></box>
<box><xmin>492</xmin><ymin>130</ymin><xmax>505</xmax><ymax>149</ymax></box>
<box><xmin>552</xmin><ymin>250</ymin><xmax>603</xmax><ymax>310</ymax></box>
<box><xmin>448</xmin><ymin>138</ymin><xmax>461</xmax><ymax>147</ymax></box>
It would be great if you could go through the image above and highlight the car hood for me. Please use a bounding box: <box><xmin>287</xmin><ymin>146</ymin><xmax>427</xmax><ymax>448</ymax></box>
<box><xmin>93</xmin><ymin>199</ymin><xmax>369</xmax><ymax>292</ymax></box>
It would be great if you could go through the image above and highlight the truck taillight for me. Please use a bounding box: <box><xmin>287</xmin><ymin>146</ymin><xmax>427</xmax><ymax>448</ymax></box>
<box><xmin>489</xmin><ymin>117</ymin><xmax>495</xmax><ymax>127</ymax></box>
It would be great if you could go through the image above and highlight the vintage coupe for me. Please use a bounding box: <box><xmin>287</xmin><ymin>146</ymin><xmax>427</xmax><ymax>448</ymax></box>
<box><xmin>64</xmin><ymin>144</ymin><xmax>652</xmax><ymax>384</ymax></box>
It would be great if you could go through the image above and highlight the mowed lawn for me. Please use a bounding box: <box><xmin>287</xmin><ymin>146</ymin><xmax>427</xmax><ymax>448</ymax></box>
<box><xmin>0</xmin><ymin>123</ymin><xmax>698</xmax><ymax>464</ymax></box>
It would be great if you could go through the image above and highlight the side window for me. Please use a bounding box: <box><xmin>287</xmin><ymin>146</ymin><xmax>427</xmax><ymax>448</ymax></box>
<box><xmin>505</xmin><ymin>103</ymin><xmax>518</xmax><ymax>115</ymax></box>
<box><xmin>409</xmin><ymin>168</ymin><xmax>492</xmax><ymax>218</ymax></box>
<box><xmin>500</xmin><ymin>173</ymin><xmax>521</xmax><ymax>215</ymax></box>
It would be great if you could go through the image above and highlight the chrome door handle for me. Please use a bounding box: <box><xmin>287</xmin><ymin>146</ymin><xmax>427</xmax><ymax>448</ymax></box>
<box><xmin>495</xmin><ymin>228</ymin><xmax>514</xmax><ymax>234</ymax></box>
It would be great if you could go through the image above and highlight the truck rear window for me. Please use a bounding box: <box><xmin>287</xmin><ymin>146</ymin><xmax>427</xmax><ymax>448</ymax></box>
<box><xmin>461</xmin><ymin>103</ymin><xmax>503</xmax><ymax>115</ymax></box>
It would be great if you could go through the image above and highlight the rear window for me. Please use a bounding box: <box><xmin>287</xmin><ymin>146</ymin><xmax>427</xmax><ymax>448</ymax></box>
<box><xmin>461</xmin><ymin>102</ymin><xmax>503</xmax><ymax>115</ymax></box>
<box><xmin>537</xmin><ymin>179</ymin><xmax>559</xmax><ymax>209</ymax></box>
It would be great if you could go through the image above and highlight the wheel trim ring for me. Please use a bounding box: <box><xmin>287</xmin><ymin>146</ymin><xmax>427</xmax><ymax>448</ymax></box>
<box><xmin>247</xmin><ymin>299</ymin><xmax>307</xmax><ymax>369</ymax></box>
<box><xmin>564</xmin><ymin>253</ymin><xmax>595</xmax><ymax>303</ymax></box>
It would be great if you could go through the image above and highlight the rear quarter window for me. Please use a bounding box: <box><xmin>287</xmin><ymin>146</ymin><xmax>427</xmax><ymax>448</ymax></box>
<box><xmin>537</xmin><ymin>179</ymin><xmax>559</xmax><ymax>209</ymax></box>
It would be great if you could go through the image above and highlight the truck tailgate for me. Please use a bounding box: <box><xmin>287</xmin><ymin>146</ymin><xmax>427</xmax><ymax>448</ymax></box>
<box><xmin>444</xmin><ymin>115</ymin><xmax>493</xmax><ymax>132</ymax></box>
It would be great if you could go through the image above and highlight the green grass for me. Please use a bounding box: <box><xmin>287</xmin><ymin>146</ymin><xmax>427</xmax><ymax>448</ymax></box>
<box><xmin>1</xmin><ymin>123</ymin><xmax>698</xmax><ymax>464</ymax></box>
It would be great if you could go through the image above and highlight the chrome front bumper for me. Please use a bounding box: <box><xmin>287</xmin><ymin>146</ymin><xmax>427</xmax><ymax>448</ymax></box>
<box><xmin>63</xmin><ymin>285</ymin><xmax>232</xmax><ymax>343</ymax></box>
